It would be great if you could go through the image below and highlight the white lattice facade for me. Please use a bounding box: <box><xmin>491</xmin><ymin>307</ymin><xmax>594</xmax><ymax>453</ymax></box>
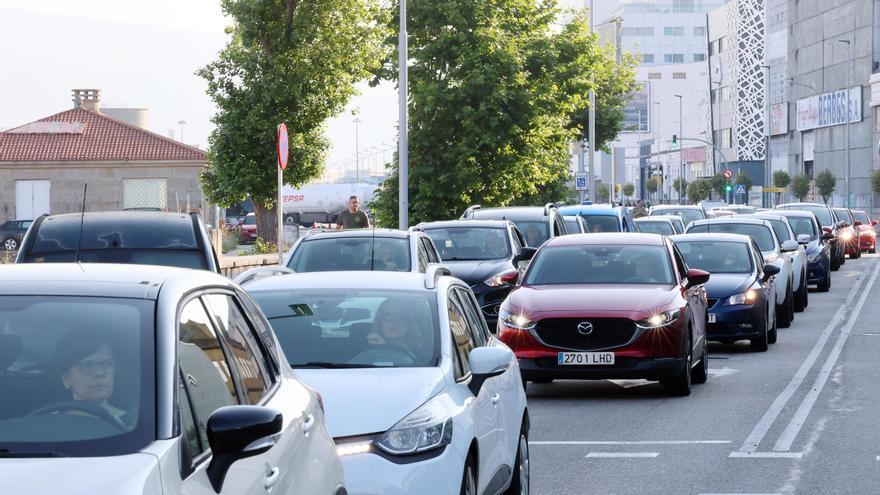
<box><xmin>730</xmin><ymin>0</ymin><xmax>766</xmax><ymax>161</ymax></box>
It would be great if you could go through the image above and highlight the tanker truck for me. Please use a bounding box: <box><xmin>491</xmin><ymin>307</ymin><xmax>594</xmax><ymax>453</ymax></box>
<box><xmin>281</xmin><ymin>182</ymin><xmax>379</xmax><ymax>227</ymax></box>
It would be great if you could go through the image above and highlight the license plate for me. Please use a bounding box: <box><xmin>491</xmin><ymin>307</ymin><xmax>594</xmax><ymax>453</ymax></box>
<box><xmin>557</xmin><ymin>352</ymin><xmax>615</xmax><ymax>366</ymax></box>
<box><xmin>708</xmin><ymin>313</ymin><xmax>717</xmax><ymax>323</ymax></box>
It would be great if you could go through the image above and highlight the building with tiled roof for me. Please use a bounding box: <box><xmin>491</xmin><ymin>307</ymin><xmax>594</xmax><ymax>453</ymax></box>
<box><xmin>0</xmin><ymin>89</ymin><xmax>209</xmax><ymax>223</ymax></box>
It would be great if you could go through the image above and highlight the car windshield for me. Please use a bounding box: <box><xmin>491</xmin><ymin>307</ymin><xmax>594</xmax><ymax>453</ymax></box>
<box><xmin>578</xmin><ymin>214</ymin><xmax>621</xmax><ymax>233</ymax></box>
<box><xmin>852</xmin><ymin>211</ymin><xmax>870</xmax><ymax>224</ymax></box>
<box><xmin>779</xmin><ymin>206</ymin><xmax>832</xmax><ymax>226</ymax></box>
<box><xmin>288</xmin><ymin>237</ymin><xmax>411</xmax><ymax>272</ymax></box>
<box><xmin>764</xmin><ymin>219</ymin><xmax>792</xmax><ymax>243</ymax></box>
<box><xmin>0</xmin><ymin>296</ymin><xmax>154</xmax><ymax>457</ymax></box>
<box><xmin>652</xmin><ymin>208</ymin><xmax>704</xmax><ymax>225</ymax></box>
<box><xmin>250</xmin><ymin>289</ymin><xmax>439</xmax><ymax>368</ymax></box>
<box><xmin>635</xmin><ymin>220</ymin><xmax>675</xmax><ymax>235</ymax></box>
<box><xmin>786</xmin><ymin>216</ymin><xmax>818</xmax><ymax>240</ymax></box>
<box><xmin>515</xmin><ymin>221</ymin><xmax>550</xmax><ymax>247</ymax></box>
<box><xmin>676</xmin><ymin>241</ymin><xmax>754</xmax><ymax>274</ymax></box>
<box><xmin>563</xmin><ymin>218</ymin><xmax>583</xmax><ymax>233</ymax></box>
<box><xmin>423</xmin><ymin>227</ymin><xmax>510</xmax><ymax>260</ymax></box>
<box><xmin>524</xmin><ymin>244</ymin><xmax>674</xmax><ymax>285</ymax></box>
<box><xmin>687</xmin><ymin>223</ymin><xmax>776</xmax><ymax>252</ymax></box>
<box><xmin>833</xmin><ymin>209</ymin><xmax>853</xmax><ymax>224</ymax></box>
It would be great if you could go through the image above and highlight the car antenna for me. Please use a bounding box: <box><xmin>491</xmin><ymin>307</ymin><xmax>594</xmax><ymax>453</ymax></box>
<box><xmin>74</xmin><ymin>183</ymin><xmax>87</xmax><ymax>263</ymax></box>
<box><xmin>370</xmin><ymin>225</ymin><xmax>376</xmax><ymax>271</ymax></box>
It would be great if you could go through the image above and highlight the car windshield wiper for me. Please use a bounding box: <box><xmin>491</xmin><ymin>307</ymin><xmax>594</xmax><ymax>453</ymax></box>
<box><xmin>291</xmin><ymin>361</ymin><xmax>384</xmax><ymax>369</ymax></box>
<box><xmin>0</xmin><ymin>448</ymin><xmax>67</xmax><ymax>458</ymax></box>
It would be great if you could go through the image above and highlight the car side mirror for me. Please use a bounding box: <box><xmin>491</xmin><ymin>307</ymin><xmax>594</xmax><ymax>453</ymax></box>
<box><xmin>762</xmin><ymin>264</ymin><xmax>780</xmax><ymax>281</ymax></box>
<box><xmin>468</xmin><ymin>346</ymin><xmax>513</xmax><ymax>396</ymax></box>
<box><xmin>797</xmin><ymin>234</ymin><xmax>811</xmax><ymax>245</ymax></box>
<box><xmin>206</xmin><ymin>406</ymin><xmax>283</xmax><ymax>493</ymax></box>
<box><xmin>821</xmin><ymin>232</ymin><xmax>836</xmax><ymax>241</ymax></box>
<box><xmin>853</xmin><ymin>220</ymin><xmax>863</xmax><ymax>227</ymax></box>
<box><xmin>872</xmin><ymin>220</ymin><xmax>878</xmax><ymax>226</ymax></box>
<box><xmin>512</xmin><ymin>247</ymin><xmax>538</xmax><ymax>270</ymax></box>
<box><xmin>781</xmin><ymin>240</ymin><xmax>799</xmax><ymax>252</ymax></box>
<box><xmin>684</xmin><ymin>268</ymin><xmax>710</xmax><ymax>289</ymax></box>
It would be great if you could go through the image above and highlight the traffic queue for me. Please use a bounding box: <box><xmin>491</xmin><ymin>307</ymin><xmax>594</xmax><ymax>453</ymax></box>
<box><xmin>0</xmin><ymin>199</ymin><xmax>873</xmax><ymax>495</ymax></box>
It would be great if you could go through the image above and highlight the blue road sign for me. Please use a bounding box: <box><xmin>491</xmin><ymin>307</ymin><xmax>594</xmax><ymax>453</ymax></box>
<box><xmin>575</xmin><ymin>174</ymin><xmax>588</xmax><ymax>191</ymax></box>
<box><xmin>735</xmin><ymin>184</ymin><xmax>746</xmax><ymax>195</ymax></box>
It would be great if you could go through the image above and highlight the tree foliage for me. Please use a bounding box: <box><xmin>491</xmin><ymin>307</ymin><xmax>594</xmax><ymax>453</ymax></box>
<box><xmin>790</xmin><ymin>173</ymin><xmax>810</xmax><ymax>201</ymax></box>
<box><xmin>199</xmin><ymin>0</ymin><xmax>388</xmax><ymax>240</ymax></box>
<box><xmin>596</xmin><ymin>183</ymin><xmax>609</xmax><ymax>202</ymax></box>
<box><xmin>872</xmin><ymin>170</ymin><xmax>880</xmax><ymax>194</ymax></box>
<box><xmin>370</xmin><ymin>3</ymin><xmax>638</xmax><ymax>226</ymax></box>
<box><xmin>623</xmin><ymin>183</ymin><xmax>635</xmax><ymax>199</ymax></box>
<box><xmin>735</xmin><ymin>173</ymin><xmax>752</xmax><ymax>192</ymax></box>
<box><xmin>710</xmin><ymin>174</ymin><xmax>727</xmax><ymax>198</ymax></box>
<box><xmin>673</xmin><ymin>177</ymin><xmax>688</xmax><ymax>199</ymax></box>
<box><xmin>773</xmin><ymin>170</ymin><xmax>791</xmax><ymax>205</ymax></box>
<box><xmin>815</xmin><ymin>169</ymin><xmax>836</xmax><ymax>204</ymax></box>
<box><xmin>687</xmin><ymin>179</ymin><xmax>712</xmax><ymax>204</ymax></box>
<box><xmin>646</xmin><ymin>176</ymin><xmax>659</xmax><ymax>194</ymax></box>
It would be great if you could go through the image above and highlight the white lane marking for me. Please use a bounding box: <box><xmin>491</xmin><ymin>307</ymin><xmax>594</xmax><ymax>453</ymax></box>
<box><xmin>729</xmin><ymin>451</ymin><xmax>804</xmax><ymax>459</ymax></box>
<box><xmin>531</xmin><ymin>440</ymin><xmax>730</xmax><ymax>445</ymax></box>
<box><xmin>773</xmin><ymin>259</ymin><xmax>880</xmax><ymax>451</ymax></box>
<box><xmin>708</xmin><ymin>366</ymin><xmax>740</xmax><ymax>377</ymax></box>
<box><xmin>737</xmin><ymin>261</ymin><xmax>874</xmax><ymax>453</ymax></box>
<box><xmin>586</xmin><ymin>452</ymin><xmax>659</xmax><ymax>458</ymax></box>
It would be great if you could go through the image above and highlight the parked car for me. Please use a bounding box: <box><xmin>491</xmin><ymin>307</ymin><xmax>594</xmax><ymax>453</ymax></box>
<box><xmin>461</xmin><ymin>204</ymin><xmax>567</xmax><ymax>247</ymax></box>
<box><xmin>671</xmin><ymin>234</ymin><xmax>779</xmax><ymax>351</ymax></box>
<box><xmin>498</xmin><ymin>233</ymin><xmax>710</xmax><ymax>396</ymax></box>
<box><xmin>242</xmin><ymin>268</ymin><xmax>530</xmax><ymax>495</ymax></box>
<box><xmin>775</xmin><ymin>203</ymin><xmax>846</xmax><ymax>270</ymax></box>
<box><xmin>280</xmin><ymin>228</ymin><xmax>441</xmax><ymax>274</ymax></box>
<box><xmin>747</xmin><ymin>213</ymin><xmax>809</xmax><ymax>312</ymax></box>
<box><xmin>0</xmin><ymin>219</ymin><xmax>32</xmax><ymax>252</ymax></box>
<box><xmin>851</xmin><ymin>209</ymin><xmax>877</xmax><ymax>253</ymax></box>
<box><xmin>0</xmin><ymin>263</ymin><xmax>345</xmax><ymax>495</ymax></box>
<box><xmin>562</xmin><ymin>215</ymin><xmax>589</xmax><ymax>233</ymax></box>
<box><xmin>686</xmin><ymin>217</ymin><xmax>797</xmax><ymax>328</ymax></box>
<box><xmin>649</xmin><ymin>215</ymin><xmax>685</xmax><ymax>234</ymax></box>
<box><xmin>418</xmin><ymin>219</ymin><xmax>528</xmax><ymax>329</ymax></box>
<box><xmin>634</xmin><ymin>217</ymin><xmax>677</xmax><ymax>236</ymax></box>
<box><xmin>772</xmin><ymin>210</ymin><xmax>834</xmax><ymax>292</ymax></box>
<box><xmin>557</xmin><ymin>204</ymin><xmax>636</xmax><ymax>233</ymax></box>
<box><xmin>648</xmin><ymin>205</ymin><xmax>706</xmax><ymax>227</ymax></box>
<box><xmin>711</xmin><ymin>205</ymin><xmax>757</xmax><ymax>215</ymax></box>
<box><xmin>237</xmin><ymin>213</ymin><xmax>258</xmax><ymax>244</ymax></box>
<box><xmin>832</xmin><ymin>207</ymin><xmax>861</xmax><ymax>259</ymax></box>
<box><xmin>16</xmin><ymin>211</ymin><xmax>220</xmax><ymax>272</ymax></box>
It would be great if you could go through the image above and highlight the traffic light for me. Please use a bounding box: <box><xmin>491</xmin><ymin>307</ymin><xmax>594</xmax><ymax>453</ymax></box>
<box><xmin>671</xmin><ymin>134</ymin><xmax>677</xmax><ymax>148</ymax></box>
<box><xmin>725</xmin><ymin>183</ymin><xmax>732</xmax><ymax>193</ymax></box>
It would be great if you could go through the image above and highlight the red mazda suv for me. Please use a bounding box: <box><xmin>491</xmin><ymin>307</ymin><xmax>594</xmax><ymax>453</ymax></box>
<box><xmin>498</xmin><ymin>233</ymin><xmax>711</xmax><ymax>396</ymax></box>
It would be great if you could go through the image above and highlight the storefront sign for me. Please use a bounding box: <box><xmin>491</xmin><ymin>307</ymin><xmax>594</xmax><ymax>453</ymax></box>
<box><xmin>796</xmin><ymin>86</ymin><xmax>861</xmax><ymax>131</ymax></box>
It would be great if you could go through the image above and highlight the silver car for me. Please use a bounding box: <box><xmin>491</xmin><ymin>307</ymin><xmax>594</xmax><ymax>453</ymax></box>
<box><xmin>0</xmin><ymin>264</ymin><xmax>345</xmax><ymax>495</ymax></box>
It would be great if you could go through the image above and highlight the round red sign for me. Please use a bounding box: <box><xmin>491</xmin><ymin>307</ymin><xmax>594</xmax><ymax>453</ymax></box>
<box><xmin>723</xmin><ymin>169</ymin><xmax>733</xmax><ymax>180</ymax></box>
<box><xmin>277</xmin><ymin>123</ymin><xmax>289</xmax><ymax>171</ymax></box>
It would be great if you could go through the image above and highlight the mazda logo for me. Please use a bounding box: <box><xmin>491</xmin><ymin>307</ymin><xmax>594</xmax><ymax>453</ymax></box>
<box><xmin>577</xmin><ymin>322</ymin><xmax>594</xmax><ymax>335</ymax></box>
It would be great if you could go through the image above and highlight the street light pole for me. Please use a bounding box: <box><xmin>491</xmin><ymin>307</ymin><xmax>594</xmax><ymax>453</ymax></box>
<box><xmin>762</xmin><ymin>65</ymin><xmax>771</xmax><ymax>208</ymax></box>
<box><xmin>178</xmin><ymin>120</ymin><xmax>186</xmax><ymax>143</ymax></box>
<box><xmin>353</xmin><ymin>110</ymin><xmax>361</xmax><ymax>183</ymax></box>
<box><xmin>675</xmin><ymin>95</ymin><xmax>683</xmax><ymax>205</ymax></box>
<box><xmin>838</xmin><ymin>38</ymin><xmax>852</xmax><ymax>207</ymax></box>
<box><xmin>654</xmin><ymin>101</ymin><xmax>661</xmax><ymax>201</ymax></box>
<box><xmin>398</xmin><ymin>0</ymin><xmax>409</xmax><ymax>229</ymax></box>
<box><xmin>588</xmin><ymin>0</ymin><xmax>597</xmax><ymax>203</ymax></box>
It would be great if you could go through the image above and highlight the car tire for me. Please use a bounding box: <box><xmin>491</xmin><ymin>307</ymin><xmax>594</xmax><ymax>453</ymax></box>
<box><xmin>692</xmin><ymin>337</ymin><xmax>708</xmax><ymax>385</ymax></box>
<box><xmin>794</xmin><ymin>274</ymin><xmax>807</xmax><ymax>312</ymax></box>
<box><xmin>3</xmin><ymin>237</ymin><xmax>17</xmax><ymax>252</ymax></box>
<box><xmin>767</xmin><ymin>306</ymin><xmax>778</xmax><ymax>344</ymax></box>
<box><xmin>802</xmin><ymin>274</ymin><xmax>809</xmax><ymax>308</ymax></box>
<box><xmin>751</xmin><ymin>322</ymin><xmax>769</xmax><ymax>352</ymax></box>
<box><xmin>831</xmin><ymin>253</ymin><xmax>841</xmax><ymax>271</ymax></box>
<box><xmin>662</xmin><ymin>331</ymin><xmax>692</xmax><ymax>396</ymax></box>
<box><xmin>818</xmin><ymin>272</ymin><xmax>831</xmax><ymax>292</ymax></box>
<box><xmin>870</xmin><ymin>248</ymin><xmax>876</xmax><ymax>254</ymax></box>
<box><xmin>505</xmin><ymin>424</ymin><xmax>530</xmax><ymax>495</ymax></box>
<box><xmin>460</xmin><ymin>455</ymin><xmax>477</xmax><ymax>495</ymax></box>
<box><xmin>777</xmin><ymin>284</ymin><xmax>793</xmax><ymax>328</ymax></box>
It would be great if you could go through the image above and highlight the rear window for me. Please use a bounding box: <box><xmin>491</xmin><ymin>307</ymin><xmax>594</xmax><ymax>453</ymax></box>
<box><xmin>786</xmin><ymin>216</ymin><xmax>818</xmax><ymax>240</ymax></box>
<box><xmin>852</xmin><ymin>211</ymin><xmax>870</xmax><ymax>224</ymax></box>
<box><xmin>515</xmin><ymin>221</ymin><xmax>550</xmax><ymax>247</ymax></box>
<box><xmin>833</xmin><ymin>208</ymin><xmax>853</xmax><ymax>224</ymax></box>
<box><xmin>778</xmin><ymin>206</ymin><xmax>832</xmax><ymax>226</ymax></box>
<box><xmin>651</xmin><ymin>209</ymin><xmax>704</xmax><ymax>226</ymax></box>
<box><xmin>578</xmin><ymin>214</ymin><xmax>620</xmax><ymax>233</ymax></box>
<box><xmin>288</xmin><ymin>237</ymin><xmax>411</xmax><ymax>272</ymax></box>
<box><xmin>766</xmin><ymin>219</ymin><xmax>792</xmax><ymax>243</ymax></box>
<box><xmin>635</xmin><ymin>220</ymin><xmax>675</xmax><ymax>235</ymax></box>
<box><xmin>676</xmin><ymin>241</ymin><xmax>754</xmax><ymax>274</ymax></box>
<box><xmin>687</xmin><ymin>223</ymin><xmax>775</xmax><ymax>252</ymax></box>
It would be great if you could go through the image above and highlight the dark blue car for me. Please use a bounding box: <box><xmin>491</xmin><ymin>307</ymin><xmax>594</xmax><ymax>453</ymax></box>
<box><xmin>671</xmin><ymin>233</ymin><xmax>780</xmax><ymax>352</ymax></box>
<box><xmin>772</xmin><ymin>210</ymin><xmax>834</xmax><ymax>292</ymax></box>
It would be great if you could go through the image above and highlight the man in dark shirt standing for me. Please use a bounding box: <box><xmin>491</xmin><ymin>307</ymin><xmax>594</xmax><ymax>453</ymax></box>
<box><xmin>336</xmin><ymin>195</ymin><xmax>371</xmax><ymax>230</ymax></box>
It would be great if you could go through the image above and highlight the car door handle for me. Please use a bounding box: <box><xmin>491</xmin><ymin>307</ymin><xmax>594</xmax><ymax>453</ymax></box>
<box><xmin>302</xmin><ymin>414</ymin><xmax>315</xmax><ymax>433</ymax></box>
<box><xmin>491</xmin><ymin>393</ymin><xmax>501</xmax><ymax>405</ymax></box>
<box><xmin>264</xmin><ymin>466</ymin><xmax>281</xmax><ymax>491</ymax></box>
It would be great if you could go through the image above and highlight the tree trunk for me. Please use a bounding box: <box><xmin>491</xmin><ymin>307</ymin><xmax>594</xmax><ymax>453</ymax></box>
<box><xmin>254</xmin><ymin>200</ymin><xmax>278</xmax><ymax>244</ymax></box>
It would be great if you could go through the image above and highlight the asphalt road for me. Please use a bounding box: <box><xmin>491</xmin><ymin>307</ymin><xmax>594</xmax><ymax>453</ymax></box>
<box><xmin>527</xmin><ymin>253</ymin><xmax>880</xmax><ymax>495</ymax></box>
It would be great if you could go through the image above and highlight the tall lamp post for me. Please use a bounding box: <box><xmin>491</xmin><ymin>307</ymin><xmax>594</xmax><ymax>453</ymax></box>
<box><xmin>398</xmin><ymin>0</ymin><xmax>409</xmax><ymax>228</ymax></box>
<box><xmin>762</xmin><ymin>65</ymin><xmax>771</xmax><ymax>208</ymax></box>
<box><xmin>674</xmin><ymin>95</ymin><xmax>683</xmax><ymax>205</ymax></box>
<box><xmin>352</xmin><ymin>109</ymin><xmax>361</xmax><ymax>183</ymax></box>
<box><xmin>653</xmin><ymin>101</ymin><xmax>661</xmax><ymax>201</ymax></box>
<box><xmin>838</xmin><ymin>38</ymin><xmax>853</xmax><ymax>207</ymax></box>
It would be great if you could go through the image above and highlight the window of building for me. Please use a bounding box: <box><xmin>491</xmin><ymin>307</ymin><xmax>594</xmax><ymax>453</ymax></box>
<box><xmin>642</xmin><ymin>54</ymin><xmax>655</xmax><ymax>63</ymax></box>
<box><xmin>664</xmin><ymin>54</ymin><xmax>685</xmax><ymax>63</ymax></box>
<box><xmin>664</xmin><ymin>27</ymin><xmax>684</xmax><ymax>36</ymax></box>
<box><xmin>648</xmin><ymin>72</ymin><xmax>663</xmax><ymax>80</ymax></box>
<box><xmin>673</xmin><ymin>72</ymin><xmax>687</xmax><ymax>79</ymax></box>
<box><xmin>694</xmin><ymin>53</ymin><xmax>706</xmax><ymax>62</ymax></box>
<box><xmin>709</xmin><ymin>40</ymin><xmax>716</xmax><ymax>56</ymax></box>
<box><xmin>694</xmin><ymin>26</ymin><xmax>706</xmax><ymax>36</ymax></box>
<box><xmin>718</xmin><ymin>37</ymin><xmax>726</xmax><ymax>53</ymax></box>
<box><xmin>622</xmin><ymin>27</ymin><xmax>654</xmax><ymax>36</ymax></box>
<box><xmin>123</xmin><ymin>178</ymin><xmax>167</xmax><ymax>210</ymax></box>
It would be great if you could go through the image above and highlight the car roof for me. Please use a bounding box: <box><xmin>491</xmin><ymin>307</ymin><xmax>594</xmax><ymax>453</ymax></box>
<box><xmin>557</xmin><ymin>205</ymin><xmax>623</xmax><ymax>216</ymax></box>
<box><xmin>748</xmin><ymin>213</ymin><xmax>789</xmax><ymax>221</ymax></box>
<box><xmin>670</xmin><ymin>233</ymin><xmax>753</xmax><ymax>244</ymax></box>
<box><xmin>690</xmin><ymin>217</ymin><xmax>770</xmax><ymax>227</ymax></box>
<box><xmin>243</xmin><ymin>270</ymin><xmax>441</xmax><ymax>293</ymax></box>
<box><xmin>776</xmin><ymin>202</ymin><xmax>828</xmax><ymax>208</ymax></box>
<box><xmin>771</xmin><ymin>209</ymin><xmax>816</xmax><ymax>218</ymax></box>
<box><xmin>652</xmin><ymin>205</ymin><xmax>703</xmax><ymax>210</ymax></box>
<box><xmin>545</xmin><ymin>232</ymin><xmax>667</xmax><ymax>247</ymax></box>
<box><xmin>0</xmin><ymin>263</ymin><xmax>231</xmax><ymax>299</ymax></box>
<box><xmin>469</xmin><ymin>207</ymin><xmax>551</xmax><ymax>221</ymax></box>
<box><xmin>635</xmin><ymin>217</ymin><xmax>671</xmax><ymax>222</ymax></box>
<box><xmin>418</xmin><ymin>219</ymin><xmax>512</xmax><ymax>230</ymax></box>
<box><xmin>299</xmin><ymin>228</ymin><xmax>411</xmax><ymax>241</ymax></box>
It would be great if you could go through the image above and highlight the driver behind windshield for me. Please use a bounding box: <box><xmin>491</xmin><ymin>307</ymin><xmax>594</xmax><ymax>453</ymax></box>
<box><xmin>53</xmin><ymin>332</ymin><xmax>127</xmax><ymax>422</ymax></box>
<box><xmin>367</xmin><ymin>298</ymin><xmax>425</xmax><ymax>355</ymax></box>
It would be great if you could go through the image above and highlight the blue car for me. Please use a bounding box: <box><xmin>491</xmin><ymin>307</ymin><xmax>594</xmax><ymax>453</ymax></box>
<box><xmin>772</xmin><ymin>210</ymin><xmax>834</xmax><ymax>292</ymax></box>
<box><xmin>557</xmin><ymin>204</ymin><xmax>636</xmax><ymax>233</ymax></box>
<box><xmin>671</xmin><ymin>233</ymin><xmax>780</xmax><ymax>352</ymax></box>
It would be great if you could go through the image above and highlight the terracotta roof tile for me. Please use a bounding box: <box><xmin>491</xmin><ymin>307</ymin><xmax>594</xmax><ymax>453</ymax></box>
<box><xmin>0</xmin><ymin>108</ymin><xmax>206</xmax><ymax>162</ymax></box>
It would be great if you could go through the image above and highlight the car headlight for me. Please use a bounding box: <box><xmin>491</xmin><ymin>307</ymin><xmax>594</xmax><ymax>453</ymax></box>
<box><xmin>842</xmin><ymin>231</ymin><xmax>853</xmax><ymax>241</ymax></box>
<box><xmin>635</xmin><ymin>309</ymin><xmax>681</xmax><ymax>329</ymax></box>
<box><xmin>866</xmin><ymin>230</ymin><xmax>876</xmax><ymax>237</ymax></box>
<box><xmin>375</xmin><ymin>397</ymin><xmax>453</xmax><ymax>456</ymax></box>
<box><xmin>499</xmin><ymin>308</ymin><xmax>536</xmax><ymax>330</ymax></box>
<box><xmin>725</xmin><ymin>289</ymin><xmax>759</xmax><ymax>306</ymax></box>
<box><xmin>485</xmin><ymin>270</ymin><xmax>517</xmax><ymax>287</ymax></box>
<box><xmin>807</xmin><ymin>252</ymin><xmax>821</xmax><ymax>262</ymax></box>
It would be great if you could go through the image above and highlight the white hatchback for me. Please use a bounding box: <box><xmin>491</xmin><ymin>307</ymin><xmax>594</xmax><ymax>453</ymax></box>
<box><xmin>244</xmin><ymin>267</ymin><xmax>530</xmax><ymax>495</ymax></box>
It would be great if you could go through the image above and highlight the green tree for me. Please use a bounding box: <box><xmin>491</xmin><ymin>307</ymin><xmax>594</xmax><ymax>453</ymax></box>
<box><xmin>686</xmin><ymin>179</ymin><xmax>712</xmax><ymax>204</ymax></box>
<box><xmin>596</xmin><ymin>183</ymin><xmax>610</xmax><ymax>202</ymax></box>
<box><xmin>710</xmin><ymin>174</ymin><xmax>727</xmax><ymax>199</ymax></box>
<box><xmin>791</xmin><ymin>173</ymin><xmax>810</xmax><ymax>201</ymax></box>
<box><xmin>814</xmin><ymin>169</ymin><xmax>836</xmax><ymax>204</ymax></box>
<box><xmin>646</xmin><ymin>176</ymin><xmax>659</xmax><ymax>195</ymax></box>
<box><xmin>370</xmin><ymin>4</ymin><xmax>638</xmax><ymax>225</ymax></box>
<box><xmin>773</xmin><ymin>170</ymin><xmax>791</xmax><ymax>205</ymax></box>
<box><xmin>199</xmin><ymin>0</ymin><xmax>388</xmax><ymax>241</ymax></box>
<box><xmin>673</xmin><ymin>177</ymin><xmax>688</xmax><ymax>200</ymax></box>
<box><xmin>623</xmin><ymin>183</ymin><xmax>635</xmax><ymax>199</ymax></box>
<box><xmin>872</xmin><ymin>170</ymin><xmax>880</xmax><ymax>194</ymax></box>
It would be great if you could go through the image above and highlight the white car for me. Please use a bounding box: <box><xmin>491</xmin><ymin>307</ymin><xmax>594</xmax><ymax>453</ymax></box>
<box><xmin>687</xmin><ymin>217</ymin><xmax>798</xmax><ymax>328</ymax></box>
<box><xmin>0</xmin><ymin>264</ymin><xmax>345</xmax><ymax>495</ymax></box>
<box><xmin>243</xmin><ymin>267</ymin><xmax>530</xmax><ymax>495</ymax></box>
<box><xmin>748</xmin><ymin>213</ymin><xmax>809</xmax><ymax>312</ymax></box>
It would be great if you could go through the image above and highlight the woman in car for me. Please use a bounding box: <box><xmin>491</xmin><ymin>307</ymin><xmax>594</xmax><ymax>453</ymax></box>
<box><xmin>54</xmin><ymin>332</ymin><xmax>127</xmax><ymax>422</ymax></box>
<box><xmin>367</xmin><ymin>298</ymin><xmax>425</xmax><ymax>355</ymax></box>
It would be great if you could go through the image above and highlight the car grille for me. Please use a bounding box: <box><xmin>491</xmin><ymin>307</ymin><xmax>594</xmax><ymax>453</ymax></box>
<box><xmin>534</xmin><ymin>318</ymin><xmax>638</xmax><ymax>351</ymax></box>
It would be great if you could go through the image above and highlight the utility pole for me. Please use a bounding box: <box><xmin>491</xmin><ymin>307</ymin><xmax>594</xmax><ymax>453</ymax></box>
<box><xmin>838</xmin><ymin>38</ymin><xmax>853</xmax><ymax>207</ymax></box>
<box><xmin>675</xmin><ymin>95</ymin><xmax>683</xmax><ymax>205</ymax></box>
<box><xmin>762</xmin><ymin>65</ymin><xmax>771</xmax><ymax>208</ymax></box>
<box><xmin>398</xmin><ymin>0</ymin><xmax>409</xmax><ymax>228</ymax></box>
<box><xmin>588</xmin><ymin>0</ymin><xmax>597</xmax><ymax>203</ymax></box>
<box><xmin>353</xmin><ymin>109</ymin><xmax>361</xmax><ymax>183</ymax></box>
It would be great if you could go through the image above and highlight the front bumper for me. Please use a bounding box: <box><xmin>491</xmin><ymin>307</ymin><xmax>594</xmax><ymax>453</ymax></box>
<box><xmin>859</xmin><ymin>233</ymin><xmax>876</xmax><ymax>251</ymax></box>
<box><xmin>340</xmin><ymin>444</ymin><xmax>465</xmax><ymax>495</ymax></box>
<box><xmin>806</xmin><ymin>256</ymin><xmax>830</xmax><ymax>285</ymax></box>
<box><xmin>518</xmin><ymin>355</ymin><xmax>684</xmax><ymax>381</ymax></box>
<box><xmin>706</xmin><ymin>301</ymin><xmax>764</xmax><ymax>341</ymax></box>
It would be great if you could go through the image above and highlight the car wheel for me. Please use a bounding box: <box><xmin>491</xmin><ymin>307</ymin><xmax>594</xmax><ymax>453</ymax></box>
<box><xmin>768</xmin><ymin>306</ymin><xmax>778</xmax><ymax>344</ymax></box>
<box><xmin>818</xmin><ymin>271</ymin><xmax>831</xmax><ymax>292</ymax></box>
<box><xmin>831</xmin><ymin>253</ymin><xmax>840</xmax><ymax>271</ymax></box>
<box><xmin>802</xmin><ymin>275</ymin><xmax>809</xmax><ymax>307</ymax></box>
<box><xmin>505</xmin><ymin>425</ymin><xmax>530</xmax><ymax>495</ymax></box>
<box><xmin>460</xmin><ymin>455</ymin><xmax>477</xmax><ymax>495</ymax></box>
<box><xmin>692</xmin><ymin>337</ymin><xmax>708</xmax><ymax>385</ymax></box>
<box><xmin>793</xmin><ymin>273</ymin><xmax>807</xmax><ymax>312</ymax></box>
<box><xmin>777</xmin><ymin>284</ymin><xmax>793</xmax><ymax>328</ymax></box>
<box><xmin>662</xmin><ymin>331</ymin><xmax>692</xmax><ymax>396</ymax></box>
<box><xmin>3</xmin><ymin>237</ymin><xmax>17</xmax><ymax>251</ymax></box>
<box><xmin>870</xmin><ymin>248</ymin><xmax>876</xmax><ymax>254</ymax></box>
<box><xmin>750</xmin><ymin>321</ymin><xmax>769</xmax><ymax>352</ymax></box>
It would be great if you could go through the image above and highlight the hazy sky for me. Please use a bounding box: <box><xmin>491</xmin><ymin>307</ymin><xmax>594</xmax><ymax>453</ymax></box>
<box><xmin>0</xmin><ymin>0</ymin><xmax>616</xmax><ymax>177</ymax></box>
